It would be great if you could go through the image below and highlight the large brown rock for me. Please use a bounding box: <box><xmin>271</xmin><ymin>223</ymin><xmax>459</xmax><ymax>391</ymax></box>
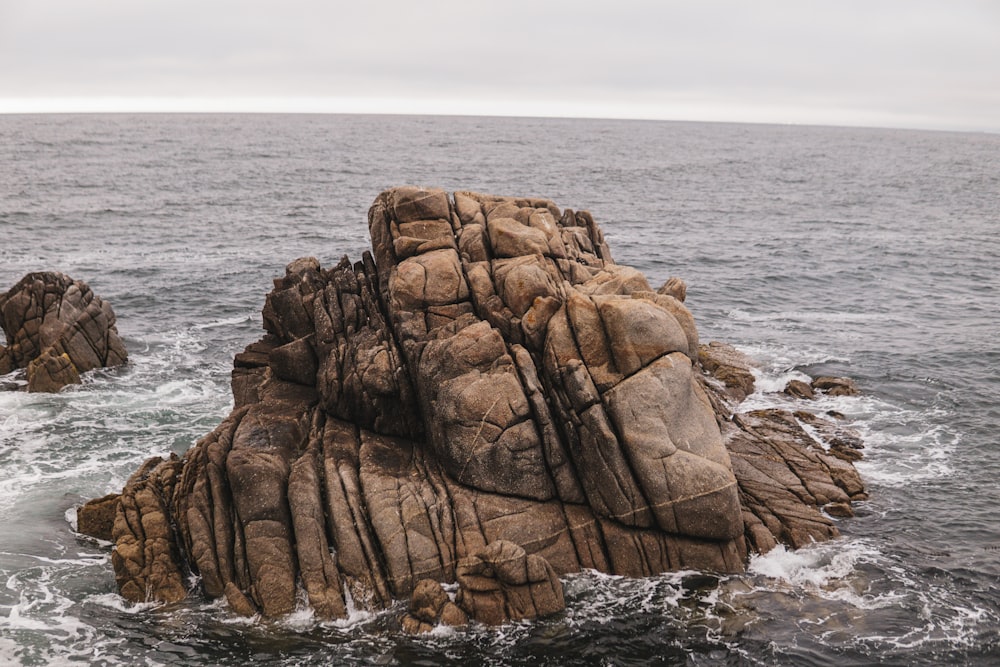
<box><xmin>0</xmin><ymin>272</ymin><xmax>128</xmax><ymax>391</ymax></box>
<box><xmin>82</xmin><ymin>188</ymin><xmax>866</xmax><ymax>625</ymax></box>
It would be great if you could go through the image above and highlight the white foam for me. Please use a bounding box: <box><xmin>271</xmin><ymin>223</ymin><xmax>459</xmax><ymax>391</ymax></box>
<box><xmin>561</xmin><ymin>569</ymin><xmax>696</xmax><ymax>627</ymax></box>
<box><xmin>86</xmin><ymin>593</ymin><xmax>159</xmax><ymax>614</ymax></box>
<box><xmin>749</xmin><ymin>543</ymin><xmax>862</xmax><ymax>587</ymax></box>
<box><xmin>728</xmin><ymin>309</ymin><xmax>883</xmax><ymax>324</ymax></box>
<box><xmin>748</xmin><ymin>368</ymin><xmax>813</xmax><ymax>396</ymax></box>
<box><xmin>746</xmin><ymin>542</ymin><xmax>906</xmax><ymax>611</ymax></box>
<box><xmin>1</xmin><ymin>413</ymin><xmax>21</xmax><ymax>433</ymax></box>
<box><xmin>0</xmin><ymin>638</ymin><xmax>20</xmax><ymax>666</ymax></box>
<box><xmin>192</xmin><ymin>314</ymin><xmax>252</xmax><ymax>330</ymax></box>
<box><xmin>731</xmin><ymin>341</ymin><xmax>960</xmax><ymax>492</ymax></box>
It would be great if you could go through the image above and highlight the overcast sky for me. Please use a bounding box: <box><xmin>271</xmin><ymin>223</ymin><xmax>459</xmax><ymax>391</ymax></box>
<box><xmin>2</xmin><ymin>0</ymin><xmax>998</xmax><ymax>131</ymax></box>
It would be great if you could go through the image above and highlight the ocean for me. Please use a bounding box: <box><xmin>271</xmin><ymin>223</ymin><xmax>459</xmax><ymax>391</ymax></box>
<box><xmin>1</xmin><ymin>113</ymin><xmax>998</xmax><ymax>666</ymax></box>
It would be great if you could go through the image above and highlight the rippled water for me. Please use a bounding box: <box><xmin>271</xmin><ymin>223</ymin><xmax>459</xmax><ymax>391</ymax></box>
<box><xmin>1</xmin><ymin>114</ymin><xmax>998</xmax><ymax>665</ymax></box>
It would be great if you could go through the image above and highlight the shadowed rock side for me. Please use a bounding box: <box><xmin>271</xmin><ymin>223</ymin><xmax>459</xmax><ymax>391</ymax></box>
<box><xmin>0</xmin><ymin>272</ymin><xmax>128</xmax><ymax>392</ymax></box>
<box><xmin>79</xmin><ymin>188</ymin><xmax>866</xmax><ymax>626</ymax></box>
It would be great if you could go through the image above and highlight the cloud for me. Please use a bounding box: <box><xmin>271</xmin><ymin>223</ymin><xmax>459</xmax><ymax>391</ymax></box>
<box><xmin>1</xmin><ymin>0</ymin><xmax>998</xmax><ymax>130</ymax></box>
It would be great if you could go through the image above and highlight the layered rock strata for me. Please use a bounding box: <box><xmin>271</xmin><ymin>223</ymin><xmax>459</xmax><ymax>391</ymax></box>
<box><xmin>80</xmin><ymin>188</ymin><xmax>866</xmax><ymax>626</ymax></box>
<box><xmin>0</xmin><ymin>272</ymin><xmax>128</xmax><ymax>391</ymax></box>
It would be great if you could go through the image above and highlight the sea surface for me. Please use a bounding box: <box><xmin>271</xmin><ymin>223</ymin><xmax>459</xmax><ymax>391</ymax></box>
<box><xmin>1</xmin><ymin>114</ymin><xmax>998</xmax><ymax>666</ymax></box>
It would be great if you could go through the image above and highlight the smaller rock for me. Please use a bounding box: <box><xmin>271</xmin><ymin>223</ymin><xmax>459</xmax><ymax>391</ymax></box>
<box><xmin>27</xmin><ymin>348</ymin><xmax>81</xmax><ymax>393</ymax></box>
<box><xmin>409</xmin><ymin>578</ymin><xmax>450</xmax><ymax>623</ymax></box>
<box><xmin>224</xmin><ymin>582</ymin><xmax>258</xmax><ymax>617</ymax></box>
<box><xmin>824</xmin><ymin>502</ymin><xmax>854</xmax><ymax>518</ymax></box>
<box><xmin>658</xmin><ymin>277</ymin><xmax>687</xmax><ymax>302</ymax></box>
<box><xmin>401</xmin><ymin>614</ymin><xmax>434</xmax><ymax>635</ymax></box>
<box><xmin>0</xmin><ymin>272</ymin><xmax>127</xmax><ymax>393</ymax></box>
<box><xmin>0</xmin><ymin>346</ymin><xmax>12</xmax><ymax>375</ymax></box>
<box><xmin>812</xmin><ymin>376</ymin><xmax>859</xmax><ymax>396</ymax></box>
<box><xmin>455</xmin><ymin>540</ymin><xmax>564</xmax><ymax>625</ymax></box>
<box><xmin>784</xmin><ymin>379</ymin><xmax>815</xmax><ymax>399</ymax></box>
<box><xmin>401</xmin><ymin>579</ymin><xmax>468</xmax><ymax>634</ymax></box>
<box><xmin>439</xmin><ymin>600</ymin><xmax>468</xmax><ymax>627</ymax></box>
<box><xmin>77</xmin><ymin>493</ymin><xmax>121</xmax><ymax>541</ymax></box>
<box><xmin>698</xmin><ymin>342</ymin><xmax>756</xmax><ymax>403</ymax></box>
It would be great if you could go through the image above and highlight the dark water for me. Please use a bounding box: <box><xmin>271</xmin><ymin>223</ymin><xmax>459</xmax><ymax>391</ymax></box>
<box><xmin>1</xmin><ymin>114</ymin><xmax>998</xmax><ymax>666</ymax></box>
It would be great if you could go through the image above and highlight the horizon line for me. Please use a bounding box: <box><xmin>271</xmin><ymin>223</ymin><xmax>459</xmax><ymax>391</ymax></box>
<box><xmin>1</xmin><ymin>96</ymin><xmax>996</xmax><ymax>135</ymax></box>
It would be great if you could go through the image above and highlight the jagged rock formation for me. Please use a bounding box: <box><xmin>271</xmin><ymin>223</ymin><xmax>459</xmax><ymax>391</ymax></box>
<box><xmin>79</xmin><ymin>187</ymin><xmax>866</xmax><ymax>626</ymax></box>
<box><xmin>0</xmin><ymin>272</ymin><xmax>128</xmax><ymax>391</ymax></box>
<box><xmin>697</xmin><ymin>342</ymin><xmax>867</xmax><ymax>553</ymax></box>
<box><xmin>401</xmin><ymin>578</ymin><xmax>468</xmax><ymax>633</ymax></box>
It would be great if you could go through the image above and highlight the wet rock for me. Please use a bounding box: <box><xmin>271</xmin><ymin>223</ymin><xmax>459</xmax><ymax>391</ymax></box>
<box><xmin>658</xmin><ymin>276</ymin><xmax>687</xmax><ymax>302</ymax></box>
<box><xmin>812</xmin><ymin>376</ymin><xmax>859</xmax><ymax>396</ymax></box>
<box><xmin>83</xmin><ymin>188</ymin><xmax>866</xmax><ymax>624</ymax></box>
<box><xmin>0</xmin><ymin>272</ymin><xmax>127</xmax><ymax>392</ymax></box>
<box><xmin>27</xmin><ymin>347</ymin><xmax>81</xmax><ymax>393</ymax></box>
<box><xmin>716</xmin><ymin>408</ymin><xmax>867</xmax><ymax>553</ymax></box>
<box><xmin>0</xmin><ymin>346</ymin><xmax>12</xmax><ymax>375</ymax></box>
<box><xmin>794</xmin><ymin>410</ymin><xmax>866</xmax><ymax>463</ymax></box>
<box><xmin>784</xmin><ymin>379</ymin><xmax>815</xmax><ymax>399</ymax></box>
<box><xmin>455</xmin><ymin>541</ymin><xmax>564</xmax><ymax>625</ymax></box>
<box><xmin>401</xmin><ymin>578</ymin><xmax>468</xmax><ymax>633</ymax></box>
<box><xmin>824</xmin><ymin>502</ymin><xmax>855</xmax><ymax>518</ymax></box>
<box><xmin>698</xmin><ymin>342</ymin><xmax>757</xmax><ymax>405</ymax></box>
<box><xmin>111</xmin><ymin>455</ymin><xmax>187</xmax><ymax>604</ymax></box>
<box><xmin>77</xmin><ymin>493</ymin><xmax>121</xmax><ymax>542</ymax></box>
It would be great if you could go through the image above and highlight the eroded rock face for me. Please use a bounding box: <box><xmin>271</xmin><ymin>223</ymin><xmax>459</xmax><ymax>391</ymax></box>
<box><xmin>0</xmin><ymin>272</ymin><xmax>128</xmax><ymax>391</ymax></box>
<box><xmin>80</xmin><ymin>188</ymin><xmax>865</xmax><ymax>624</ymax></box>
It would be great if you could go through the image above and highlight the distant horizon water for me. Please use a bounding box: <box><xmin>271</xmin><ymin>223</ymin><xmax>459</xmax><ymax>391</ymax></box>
<box><xmin>0</xmin><ymin>97</ymin><xmax>996</xmax><ymax>134</ymax></box>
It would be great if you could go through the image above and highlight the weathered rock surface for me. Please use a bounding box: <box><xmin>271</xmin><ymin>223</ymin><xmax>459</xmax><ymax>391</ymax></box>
<box><xmin>812</xmin><ymin>376</ymin><xmax>860</xmax><ymax>396</ymax></box>
<box><xmin>80</xmin><ymin>188</ymin><xmax>866</xmax><ymax>625</ymax></box>
<box><xmin>697</xmin><ymin>344</ymin><xmax>867</xmax><ymax>554</ymax></box>
<box><xmin>0</xmin><ymin>272</ymin><xmax>128</xmax><ymax>391</ymax></box>
<box><xmin>455</xmin><ymin>540</ymin><xmax>564</xmax><ymax>625</ymax></box>
<box><xmin>401</xmin><ymin>578</ymin><xmax>468</xmax><ymax>634</ymax></box>
<box><xmin>784</xmin><ymin>379</ymin><xmax>815</xmax><ymax>400</ymax></box>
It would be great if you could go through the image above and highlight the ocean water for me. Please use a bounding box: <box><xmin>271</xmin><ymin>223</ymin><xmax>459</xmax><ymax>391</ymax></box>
<box><xmin>1</xmin><ymin>113</ymin><xmax>998</xmax><ymax>666</ymax></box>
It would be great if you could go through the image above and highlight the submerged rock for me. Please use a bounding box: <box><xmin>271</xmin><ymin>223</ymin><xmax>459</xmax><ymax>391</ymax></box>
<box><xmin>80</xmin><ymin>188</ymin><xmax>866</xmax><ymax>624</ymax></box>
<box><xmin>0</xmin><ymin>272</ymin><xmax>127</xmax><ymax>391</ymax></box>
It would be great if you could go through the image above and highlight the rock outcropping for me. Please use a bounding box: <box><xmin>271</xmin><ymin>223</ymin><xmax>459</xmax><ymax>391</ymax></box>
<box><xmin>79</xmin><ymin>188</ymin><xmax>865</xmax><ymax>626</ymax></box>
<box><xmin>0</xmin><ymin>272</ymin><xmax>128</xmax><ymax>392</ymax></box>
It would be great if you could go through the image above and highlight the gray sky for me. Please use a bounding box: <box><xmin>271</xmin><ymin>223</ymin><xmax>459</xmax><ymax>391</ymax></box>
<box><xmin>2</xmin><ymin>0</ymin><xmax>999</xmax><ymax>131</ymax></box>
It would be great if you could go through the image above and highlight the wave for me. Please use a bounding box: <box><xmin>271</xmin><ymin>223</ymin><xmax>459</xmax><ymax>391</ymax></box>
<box><xmin>728</xmin><ymin>308</ymin><xmax>886</xmax><ymax>324</ymax></box>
